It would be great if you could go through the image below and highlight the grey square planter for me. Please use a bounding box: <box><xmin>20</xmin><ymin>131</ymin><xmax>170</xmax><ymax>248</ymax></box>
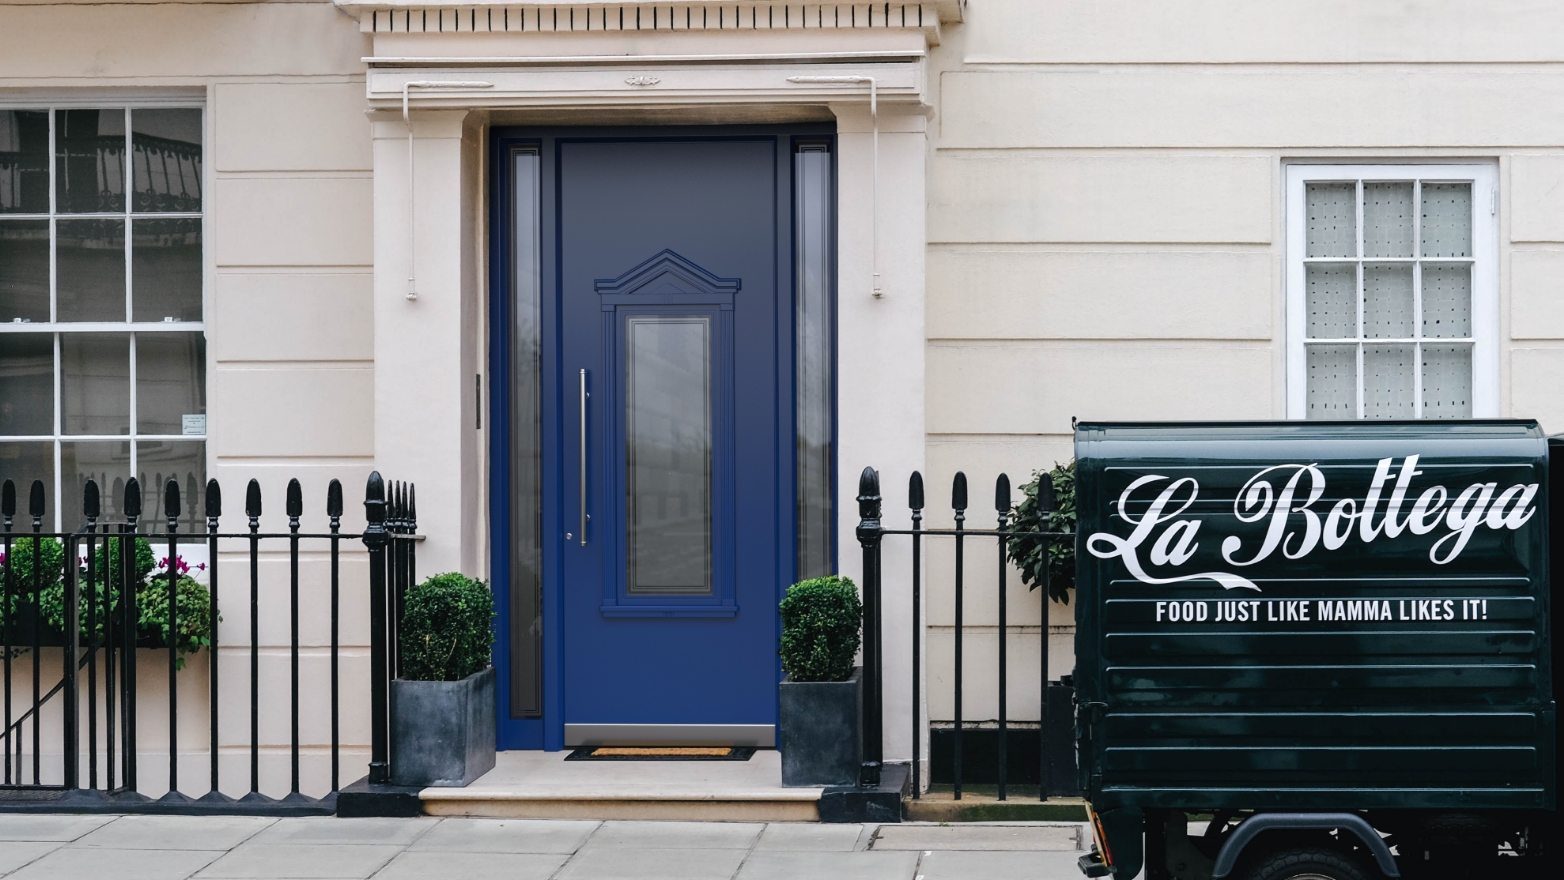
<box><xmin>779</xmin><ymin>667</ymin><xmax>861</xmax><ymax>787</ymax></box>
<box><xmin>390</xmin><ymin>666</ymin><xmax>496</xmax><ymax>787</ymax></box>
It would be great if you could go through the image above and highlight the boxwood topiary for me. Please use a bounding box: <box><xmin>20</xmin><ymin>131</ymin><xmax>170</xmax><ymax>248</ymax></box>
<box><xmin>399</xmin><ymin>572</ymin><xmax>495</xmax><ymax>682</ymax></box>
<box><xmin>778</xmin><ymin>575</ymin><xmax>861</xmax><ymax>683</ymax></box>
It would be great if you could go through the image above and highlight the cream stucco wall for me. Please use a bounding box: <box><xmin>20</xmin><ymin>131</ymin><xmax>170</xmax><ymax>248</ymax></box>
<box><xmin>920</xmin><ymin>0</ymin><xmax>1564</xmax><ymax>730</ymax></box>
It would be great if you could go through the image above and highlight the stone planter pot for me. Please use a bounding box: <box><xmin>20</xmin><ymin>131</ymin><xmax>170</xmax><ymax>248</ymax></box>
<box><xmin>779</xmin><ymin>666</ymin><xmax>861</xmax><ymax>787</ymax></box>
<box><xmin>390</xmin><ymin>666</ymin><xmax>496</xmax><ymax>787</ymax></box>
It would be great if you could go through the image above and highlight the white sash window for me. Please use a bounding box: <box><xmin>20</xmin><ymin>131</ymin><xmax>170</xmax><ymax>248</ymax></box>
<box><xmin>1286</xmin><ymin>164</ymin><xmax>1498</xmax><ymax>419</ymax></box>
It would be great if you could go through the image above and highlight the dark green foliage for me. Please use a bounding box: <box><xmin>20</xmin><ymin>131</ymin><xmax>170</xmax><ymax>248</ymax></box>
<box><xmin>778</xmin><ymin>575</ymin><xmax>862</xmax><ymax>683</ymax></box>
<box><xmin>399</xmin><ymin>572</ymin><xmax>495</xmax><ymax>682</ymax></box>
<box><xmin>0</xmin><ymin>537</ymin><xmax>214</xmax><ymax>666</ymax></box>
<box><xmin>1004</xmin><ymin>461</ymin><xmax>1077</xmax><ymax>605</ymax></box>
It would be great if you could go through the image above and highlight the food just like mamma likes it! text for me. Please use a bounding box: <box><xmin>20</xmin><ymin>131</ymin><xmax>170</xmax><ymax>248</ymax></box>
<box><xmin>1085</xmin><ymin>454</ymin><xmax>1538</xmax><ymax>596</ymax></box>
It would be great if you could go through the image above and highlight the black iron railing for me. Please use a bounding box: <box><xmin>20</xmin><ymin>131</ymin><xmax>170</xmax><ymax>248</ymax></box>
<box><xmin>855</xmin><ymin>466</ymin><xmax>1077</xmax><ymax>801</ymax></box>
<box><xmin>0</xmin><ymin>471</ymin><xmax>416</xmax><ymax>813</ymax></box>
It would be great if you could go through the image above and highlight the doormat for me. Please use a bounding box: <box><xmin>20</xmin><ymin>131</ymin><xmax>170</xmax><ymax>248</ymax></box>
<box><xmin>565</xmin><ymin>747</ymin><xmax>756</xmax><ymax>761</ymax></box>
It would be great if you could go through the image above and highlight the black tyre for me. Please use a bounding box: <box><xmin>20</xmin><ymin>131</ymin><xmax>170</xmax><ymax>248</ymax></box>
<box><xmin>1240</xmin><ymin>846</ymin><xmax>1374</xmax><ymax>880</ymax></box>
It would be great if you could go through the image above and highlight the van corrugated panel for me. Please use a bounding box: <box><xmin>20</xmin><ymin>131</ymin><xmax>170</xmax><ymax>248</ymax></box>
<box><xmin>1073</xmin><ymin>421</ymin><xmax>1555</xmax><ymax>812</ymax></box>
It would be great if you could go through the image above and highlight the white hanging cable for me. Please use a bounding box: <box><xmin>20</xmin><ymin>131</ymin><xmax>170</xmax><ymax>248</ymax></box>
<box><xmin>786</xmin><ymin>75</ymin><xmax>881</xmax><ymax>297</ymax></box>
<box><xmin>402</xmin><ymin>80</ymin><xmax>493</xmax><ymax>300</ymax></box>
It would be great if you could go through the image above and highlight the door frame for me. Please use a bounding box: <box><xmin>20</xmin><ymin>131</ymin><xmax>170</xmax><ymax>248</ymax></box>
<box><xmin>488</xmin><ymin>125</ymin><xmax>838</xmax><ymax>750</ymax></box>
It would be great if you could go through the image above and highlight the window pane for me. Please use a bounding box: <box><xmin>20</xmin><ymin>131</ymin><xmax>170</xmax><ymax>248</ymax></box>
<box><xmin>62</xmin><ymin>334</ymin><xmax>128</xmax><ymax>435</ymax></box>
<box><xmin>0</xmin><ymin>442</ymin><xmax>55</xmax><ymax>524</ymax></box>
<box><xmin>1306</xmin><ymin>182</ymin><xmax>1356</xmax><ymax>258</ymax></box>
<box><xmin>0</xmin><ymin>334</ymin><xmax>53</xmax><ymax>435</ymax></box>
<box><xmin>136</xmin><ymin>333</ymin><xmax>204</xmax><ymax>435</ymax></box>
<box><xmin>626</xmin><ymin>315</ymin><xmax>712</xmax><ymax>596</ymax></box>
<box><xmin>132</xmin><ymin>218</ymin><xmax>201</xmax><ymax>322</ymax></box>
<box><xmin>136</xmin><ymin>439</ymin><xmax>204</xmax><ymax>532</ymax></box>
<box><xmin>57</xmin><ymin>218</ymin><xmax>126</xmax><ymax>322</ymax></box>
<box><xmin>1422</xmin><ymin>344</ymin><xmax>1473</xmax><ymax>419</ymax></box>
<box><xmin>1364</xmin><ymin>263</ymin><xmax>1413</xmax><ymax>338</ymax></box>
<box><xmin>0</xmin><ymin>220</ymin><xmax>50</xmax><ymax>322</ymax></box>
<box><xmin>1364</xmin><ymin>344</ymin><xmax>1415</xmax><ymax>418</ymax></box>
<box><xmin>1305</xmin><ymin>264</ymin><xmax>1355</xmax><ymax>338</ymax></box>
<box><xmin>796</xmin><ymin>145</ymin><xmax>833</xmax><ymax>581</ymax></box>
<box><xmin>1420</xmin><ymin>182</ymin><xmax>1472</xmax><ymax>258</ymax></box>
<box><xmin>0</xmin><ymin>111</ymin><xmax>50</xmax><ymax>214</ymax></box>
<box><xmin>509</xmin><ymin>147</ymin><xmax>542</xmax><ymax>718</ymax></box>
<box><xmin>1363</xmin><ymin>182</ymin><xmax>1414</xmax><ymax>258</ymax></box>
<box><xmin>1306</xmin><ymin>344</ymin><xmax>1356</xmax><ymax>420</ymax></box>
<box><xmin>1422</xmin><ymin>263</ymin><xmax>1472</xmax><ymax>338</ymax></box>
<box><xmin>61</xmin><ymin>439</ymin><xmax>129</xmax><ymax>530</ymax></box>
<box><xmin>132</xmin><ymin>109</ymin><xmax>202</xmax><ymax>214</ymax></box>
<box><xmin>55</xmin><ymin>109</ymin><xmax>125</xmax><ymax>214</ymax></box>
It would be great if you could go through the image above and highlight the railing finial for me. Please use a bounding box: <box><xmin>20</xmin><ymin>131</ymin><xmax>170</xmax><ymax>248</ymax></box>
<box><xmin>164</xmin><ymin>479</ymin><xmax>181</xmax><ymax>523</ymax></box>
<box><xmin>286</xmin><ymin>478</ymin><xmax>303</xmax><ymax>520</ymax></box>
<box><xmin>245</xmin><ymin>479</ymin><xmax>262</xmax><ymax>519</ymax></box>
<box><xmin>908</xmin><ymin>471</ymin><xmax>924</xmax><ymax>511</ymax></box>
<box><xmin>995</xmin><ymin>473</ymin><xmax>1011</xmax><ymax>513</ymax></box>
<box><xmin>205</xmin><ymin>479</ymin><xmax>221</xmax><ymax>520</ymax></box>
<box><xmin>83</xmin><ymin>480</ymin><xmax>100</xmax><ymax>521</ymax></box>
<box><xmin>29</xmin><ymin>480</ymin><xmax>45</xmax><ymax>520</ymax></box>
<box><xmin>952</xmin><ymin>471</ymin><xmax>968</xmax><ymax>512</ymax></box>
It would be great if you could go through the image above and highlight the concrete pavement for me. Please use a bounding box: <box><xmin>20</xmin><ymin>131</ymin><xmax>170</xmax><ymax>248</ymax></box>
<box><xmin>0</xmin><ymin>814</ymin><xmax>1091</xmax><ymax>879</ymax></box>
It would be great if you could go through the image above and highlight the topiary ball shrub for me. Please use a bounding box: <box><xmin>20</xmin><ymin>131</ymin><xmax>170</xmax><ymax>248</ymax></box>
<box><xmin>779</xmin><ymin>575</ymin><xmax>862</xmax><ymax>683</ymax></box>
<box><xmin>399</xmin><ymin>572</ymin><xmax>495</xmax><ymax>682</ymax></box>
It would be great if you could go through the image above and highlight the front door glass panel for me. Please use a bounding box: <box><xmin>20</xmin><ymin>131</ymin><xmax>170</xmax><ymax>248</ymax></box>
<box><xmin>626</xmin><ymin>314</ymin><xmax>712</xmax><ymax>595</ymax></box>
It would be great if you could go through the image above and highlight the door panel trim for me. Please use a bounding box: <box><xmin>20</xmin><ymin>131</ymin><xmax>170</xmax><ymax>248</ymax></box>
<box><xmin>565</xmin><ymin>724</ymin><xmax>777</xmax><ymax>748</ymax></box>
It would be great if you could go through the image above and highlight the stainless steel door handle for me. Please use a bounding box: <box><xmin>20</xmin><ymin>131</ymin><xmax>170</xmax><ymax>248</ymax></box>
<box><xmin>579</xmin><ymin>368</ymin><xmax>588</xmax><ymax>547</ymax></box>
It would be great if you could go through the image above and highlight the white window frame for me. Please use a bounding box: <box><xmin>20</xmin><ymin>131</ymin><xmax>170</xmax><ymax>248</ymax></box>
<box><xmin>1285</xmin><ymin>162</ymin><xmax>1498</xmax><ymax>419</ymax></box>
<box><xmin>0</xmin><ymin>100</ymin><xmax>207</xmax><ymax>529</ymax></box>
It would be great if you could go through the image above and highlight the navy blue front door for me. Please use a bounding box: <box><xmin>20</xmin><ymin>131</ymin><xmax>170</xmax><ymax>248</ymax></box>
<box><xmin>490</xmin><ymin>128</ymin><xmax>829</xmax><ymax>749</ymax></box>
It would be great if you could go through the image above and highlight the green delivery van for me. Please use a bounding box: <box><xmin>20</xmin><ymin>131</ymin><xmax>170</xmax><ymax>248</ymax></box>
<box><xmin>1071</xmin><ymin>421</ymin><xmax>1559</xmax><ymax>880</ymax></box>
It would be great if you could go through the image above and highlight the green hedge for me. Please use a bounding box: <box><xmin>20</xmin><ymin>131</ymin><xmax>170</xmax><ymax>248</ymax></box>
<box><xmin>1004</xmin><ymin>460</ymin><xmax>1077</xmax><ymax>605</ymax></box>
<box><xmin>778</xmin><ymin>575</ymin><xmax>861</xmax><ymax>683</ymax></box>
<box><xmin>398</xmin><ymin>572</ymin><xmax>495</xmax><ymax>682</ymax></box>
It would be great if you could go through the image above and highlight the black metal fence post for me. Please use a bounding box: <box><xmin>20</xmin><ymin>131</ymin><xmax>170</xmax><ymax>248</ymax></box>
<box><xmin>29</xmin><ymin>480</ymin><xmax>43</xmax><ymax>784</ymax></box>
<box><xmin>164</xmin><ymin>480</ymin><xmax>180</xmax><ymax>797</ymax></box>
<box><xmin>908</xmin><ymin>472</ymin><xmax>923</xmax><ymax>800</ymax></box>
<box><xmin>63</xmin><ymin>508</ymin><xmax>80</xmax><ymax>791</ymax></box>
<box><xmin>206</xmin><ymin>480</ymin><xmax>220</xmax><ymax>795</ymax></box>
<box><xmin>855</xmin><ymin>467</ymin><xmax>883</xmax><ymax>789</ymax></box>
<box><xmin>995</xmin><ymin>473</ymin><xmax>1011</xmax><ymax>802</ymax></box>
<box><xmin>85</xmin><ymin>480</ymin><xmax>100</xmax><ymax>791</ymax></box>
<box><xmin>951</xmin><ymin>471</ymin><xmax>967</xmax><ymax>800</ymax></box>
<box><xmin>122</xmin><ymin>478</ymin><xmax>141</xmax><ymax>792</ymax></box>
<box><xmin>327</xmin><ymin>479</ymin><xmax>343</xmax><ymax>793</ymax></box>
<box><xmin>244</xmin><ymin>479</ymin><xmax>261</xmax><ymax>797</ymax></box>
<box><xmin>1036</xmin><ymin>472</ymin><xmax>1056</xmax><ymax>802</ymax></box>
<box><xmin>286</xmin><ymin>479</ymin><xmax>302</xmax><ymax>796</ymax></box>
<box><xmin>363</xmin><ymin>472</ymin><xmax>390</xmax><ymax>785</ymax></box>
<box><xmin>3</xmin><ymin>481</ymin><xmax>12</xmax><ymax>786</ymax></box>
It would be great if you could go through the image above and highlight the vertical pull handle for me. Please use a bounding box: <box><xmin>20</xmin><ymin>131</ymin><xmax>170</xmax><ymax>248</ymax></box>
<box><xmin>579</xmin><ymin>368</ymin><xmax>588</xmax><ymax>547</ymax></box>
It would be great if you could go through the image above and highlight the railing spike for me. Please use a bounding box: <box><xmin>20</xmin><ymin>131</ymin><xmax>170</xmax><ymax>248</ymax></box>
<box><xmin>28</xmin><ymin>480</ymin><xmax>44</xmax><ymax>519</ymax></box>
<box><xmin>164</xmin><ymin>479</ymin><xmax>181</xmax><ymax>521</ymax></box>
<box><xmin>908</xmin><ymin>471</ymin><xmax>924</xmax><ymax>511</ymax></box>
<box><xmin>205</xmin><ymin>479</ymin><xmax>221</xmax><ymax>519</ymax></box>
<box><xmin>952</xmin><ymin>471</ymin><xmax>968</xmax><ymax>512</ymax></box>
<box><xmin>84</xmin><ymin>480</ymin><xmax>100</xmax><ymax>520</ymax></box>
<box><xmin>1037</xmin><ymin>472</ymin><xmax>1057</xmax><ymax>514</ymax></box>
<box><xmin>245</xmin><ymin>479</ymin><xmax>262</xmax><ymax>518</ymax></box>
<box><xmin>1</xmin><ymin>480</ymin><xmax>13</xmax><ymax>518</ymax></box>
<box><xmin>995</xmin><ymin>473</ymin><xmax>1011</xmax><ymax>513</ymax></box>
<box><xmin>365</xmin><ymin>471</ymin><xmax>386</xmax><ymax>524</ymax></box>
<box><xmin>326</xmin><ymin>479</ymin><xmax>343</xmax><ymax>518</ymax></box>
<box><xmin>286</xmin><ymin>479</ymin><xmax>303</xmax><ymax>519</ymax></box>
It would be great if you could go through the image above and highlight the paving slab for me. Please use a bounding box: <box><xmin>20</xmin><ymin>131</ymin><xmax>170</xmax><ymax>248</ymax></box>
<box><xmin>374</xmin><ymin>850</ymin><xmax>569</xmax><ymax>880</ymax></box>
<box><xmin>736</xmin><ymin>850</ymin><xmax>921</xmax><ymax>880</ymax></box>
<box><xmin>916</xmin><ymin>850</ymin><xmax>1086</xmax><ymax>880</ymax></box>
<box><xmin>753</xmin><ymin>822</ymin><xmax>868</xmax><ymax>852</ymax></box>
<box><xmin>8</xmin><ymin>845</ymin><xmax>220</xmax><ymax>880</ymax></box>
<box><xmin>245</xmin><ymin>817</ymin><xmax>437</xmax><ymax>846</ymax></box>
<box><xmin>193</xmin><ymin>843</ymin><xmax>404</xmax><ymax>879</ymax></box>
<box><xmin>872</xmin><ymin>823</ymin><xmax>1081</xmax><ymax>851</ymax></box>
<box><xmin>0</xmin><ymin>840</ymin><xmax>62</xmax><ymax>874</ymax></box>
<box><xmin>0</xmin><ymin>814</ymin><xmax>116</xmax><ymax>842</ymax></box>
<box><xmin>582</xmin><ymin>820</ymin><xmax>764</xmax><ymax>850</ymax></box>
<box><xmin>75</xmin><ymin>816</ymin><xmax>277</xmax><ymax>850</ymax></box>
<box><xmin>555</xmin><ymin>846</ymin><xmax>749</xmax><ymax>880</ymax></box>
<box><xmin>408</xmin><ymin>818</ymin><xmax>598</xmax><ymax>853</ymax></box>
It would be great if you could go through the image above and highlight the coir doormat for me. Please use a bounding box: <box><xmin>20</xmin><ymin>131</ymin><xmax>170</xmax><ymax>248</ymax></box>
<box><xmin>565</xmin><ymin>747</ymin><xmax>756</xmax><ymax>761</ymax></box>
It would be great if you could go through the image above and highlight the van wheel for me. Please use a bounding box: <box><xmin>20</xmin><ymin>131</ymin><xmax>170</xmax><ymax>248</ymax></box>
<box><xmin>1240</xmin><ymin>847</ymin><xmax>1373</xmax><ymax>880</ymax></box>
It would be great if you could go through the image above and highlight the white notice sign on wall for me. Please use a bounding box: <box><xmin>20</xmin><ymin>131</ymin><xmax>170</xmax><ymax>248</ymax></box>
<box><xmin>182</xmin><ymin>414</ymin><xmax>206</xmax><ymax>435</ymax></box>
